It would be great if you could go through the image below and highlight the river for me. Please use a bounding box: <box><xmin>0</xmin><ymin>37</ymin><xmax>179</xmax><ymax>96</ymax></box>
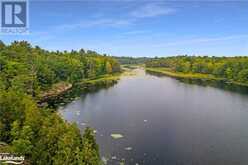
<box><xmin>60</xmin><ymin>68</ymin><xmax>248</xmax><ymax>165</ymax></box>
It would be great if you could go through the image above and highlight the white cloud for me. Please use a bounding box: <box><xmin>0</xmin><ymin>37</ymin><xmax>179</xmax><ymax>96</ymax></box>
<box><xmin>52</xmin><ymin>3</ymin><xmax>176</xmax><ymax>31</ymax></box>
<box><xmin>130</xmin><ymin>3</ymin><xmax>176</xmax><ymax>18</ymax></box>
<box><xmin>55</xmin><ymin>18</ymin><xmax>134</xmax><ymax>30</ymax></box>
<box><xmin>152</xmin><ymin>35</ymin><xmax>248</xmax><ymax>47</ymax></box>
<box><xmin>122</xmin><ymin>30</ymin><xmax>149</xmax><ymax>35</ymax></box>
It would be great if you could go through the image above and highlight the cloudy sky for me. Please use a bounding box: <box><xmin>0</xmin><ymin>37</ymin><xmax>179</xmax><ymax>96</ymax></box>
<box><xmin>1</xmin><ymin>0</ymin><xmax>248</xmax><ymax>57</ymax></box>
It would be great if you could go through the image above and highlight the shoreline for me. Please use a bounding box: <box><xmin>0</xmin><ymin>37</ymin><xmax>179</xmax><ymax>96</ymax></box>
<box><xmin>38</xmin><ymin>73</ymin><xmax>121</xmax><ymax>108</ymax></box>
<box><xmin>146</xmin><ymin>67</ymin><xmax>248</xmax><ymax>88</ymax></box>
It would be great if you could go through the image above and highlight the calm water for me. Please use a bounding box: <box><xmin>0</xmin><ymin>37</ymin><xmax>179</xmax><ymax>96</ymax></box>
<box><xmin>60</xmin><ymin>69</ymin><xmax>248</xmax><ymax>165</ymax></box>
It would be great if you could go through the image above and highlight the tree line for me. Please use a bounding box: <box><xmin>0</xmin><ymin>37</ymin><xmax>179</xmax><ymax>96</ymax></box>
<box><xmin>113</xmin><ymin>56</ymin><xmax>151</xmax><ymax>65</ymax></box>
<box><xmin>0</xmin><ymin>40</ymin><xmax>121</xmax><ymax>164</ymax></box>
<box><xmin>145</xmin><ymin>56</ymin><xmax>248</xmax><ymax>84</ymax></box>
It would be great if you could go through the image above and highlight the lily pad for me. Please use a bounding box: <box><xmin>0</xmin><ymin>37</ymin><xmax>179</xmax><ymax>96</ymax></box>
<box><xmin>111</xmin><ymin>134</ymin><xmax>124</xmax><ymax>139</ymax></box>
<box><xmin>111</xmin><ymin>156</ymin><xmax>117</xmax><ymax>160</ymax></box>
<box><xmin>75</xmin><ymin>111</ymin><xmax>80</xmax><ymax>115</ymax></box>
<box><xmin>124</xmin><ymin>147</ymin><xmax>132</xmax><ymax>151</ymax></box>
<box><xmin>101</xmin><ymin>156</ymin><xmax>108</xmax><ymax>164</ymax></box>
<box><xmin>80</xmin><ymin>122</ymin><xmax>86</xmax><ymax>126</ymax></box>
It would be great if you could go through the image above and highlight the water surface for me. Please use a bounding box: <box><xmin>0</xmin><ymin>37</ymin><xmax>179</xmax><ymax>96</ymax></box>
<box><xmin>60</xmin><ymin>69</ymin><xmax>248</xmax><ymax>165</ymax></box>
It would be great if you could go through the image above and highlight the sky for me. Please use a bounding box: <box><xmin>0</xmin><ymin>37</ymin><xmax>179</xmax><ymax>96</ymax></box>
<box><xmin>1</xmin><ymin>0</ymin><xmax>248</xmax><ymax>57</ymax></box>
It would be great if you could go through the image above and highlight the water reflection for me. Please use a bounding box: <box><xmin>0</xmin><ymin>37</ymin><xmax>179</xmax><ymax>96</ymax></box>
<box><xmin>146</xmin><ymin>70</ymin><xmax>248</xmax><ymax>95</ymax></box>
<box><xmin>60</xmin><ymin>69</ymin><xmax>248</xmax><ymax>165</ymax></box>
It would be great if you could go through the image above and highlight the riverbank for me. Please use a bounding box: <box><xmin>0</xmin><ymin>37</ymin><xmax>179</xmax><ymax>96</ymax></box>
<box><xmin>38</xmin><ymin>73</ymin><xmax>121</xmax><ymax>108</ymax></box>
<box><xmin>146</xmin><ymin>67</ymin><xmax>248</xmax><ymax>87</ymax></box>
<box><xmin>76</xmin><ymin>74</ymin><xmax>120</xmax><ymax>90</ymax></box>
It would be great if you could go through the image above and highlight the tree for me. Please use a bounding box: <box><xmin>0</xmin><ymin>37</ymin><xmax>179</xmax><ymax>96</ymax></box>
<box><xmin>0</xmin><ymin>40</ymin><xmax>5</xmax><ymax>50</ymax></box>
<box><xmin>238</xmin><ymin>69</ymin><xmax>248</xmax><ymax>83</ymax></box>
<box><xmin>225</xmin><ymin>67</ymin><xmax>233</xmax><ymax>79</ymax></box>
<box><xmin>81</xmin><ymin>127</ymin><xmax>100</xmax><ymax>165</ymax></box>
<box><xmin>145</xmin><ymin>56</ymin><xmax>248</xmax><ymax>84</ymax></box>
<box><xmin>105</xmin><ymin>61</ymin><xmax>112</xmax><ymax>74</ymax></box>
<box><xmin>79</xmin><ymin>48</ymin><xmax>85</xmax><ymax>55</ymax></box>
<box><xmin>0</xmin><ymin>40</ymin><xmax>119</xmax><ymax>164</ymax></box>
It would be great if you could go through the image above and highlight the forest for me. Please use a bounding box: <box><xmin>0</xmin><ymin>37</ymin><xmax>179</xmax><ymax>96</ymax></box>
<box><xmin>113</xmin><ymin>56</ymin><xmax>151</xmax><ymax>65</ymax></box>
<box><xmin>146</xmin><ymin>56</ymin><xmax>248</xmax><ymax>84</ymax></box>
<box><xmin>0</xmin><ymin>40</ymin><xmax>120</xmax><ymax>164</ymax></box>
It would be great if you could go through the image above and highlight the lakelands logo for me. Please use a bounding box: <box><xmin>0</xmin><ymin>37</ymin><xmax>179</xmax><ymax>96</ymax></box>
<box><xmin>0</xmin><ymin>153</ymin><xmax>25</xmax><ymax>164</ymax></box>
<box><xmin>0</xmin><ymin>0</ymin><xmax>29</xmax><ymax>34</ymax></box>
